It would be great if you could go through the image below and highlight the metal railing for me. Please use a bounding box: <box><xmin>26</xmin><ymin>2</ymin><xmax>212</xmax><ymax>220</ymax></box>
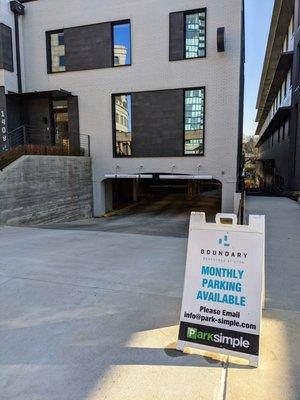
<box><xmin>80</xmin><ymin>133</ymin><xmax>91</xmax><ymax>157</ymax></box>
<box><xmin>0</xmin><ymin>125</ymin><xmax>91</xmax><ymax>170</ymax></box>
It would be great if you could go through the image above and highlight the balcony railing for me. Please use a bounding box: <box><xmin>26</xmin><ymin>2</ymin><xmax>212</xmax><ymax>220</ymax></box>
<box><xmin>258</xmin><ymin>86</ymin><xmax>292</xmax><ymax>138</ymax></box>
<box><xmin>0</xmin><ymin>125</ymin><xmax>90</xmax><ymax>170</ymax></box>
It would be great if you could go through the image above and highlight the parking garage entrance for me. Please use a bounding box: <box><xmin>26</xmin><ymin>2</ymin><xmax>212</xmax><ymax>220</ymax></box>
<box><xmin>105</xmin><ymin>174</ymin><xmax>222</xmax><ymax>222</ymax></box>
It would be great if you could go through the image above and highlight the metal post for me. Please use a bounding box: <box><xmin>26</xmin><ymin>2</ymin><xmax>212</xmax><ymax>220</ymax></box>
<box><xmin>87</xmin><ymin>135</ymin><xmax>91</xmax><ymax>157</ymax></box>
<box><xmin>22</xmin><ymin>125</ymin><xmax>26</xmax><ymax>146</ymax></box>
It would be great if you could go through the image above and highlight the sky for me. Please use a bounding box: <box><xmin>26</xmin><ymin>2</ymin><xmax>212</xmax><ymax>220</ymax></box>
<box><xmin>114</xmin><ymin>23</ymin><xmax>131</xmax><ymax>65</ymax></box>
<box><xmin>244</xmin><ymin>0</ymin><xmax>275</xmax><ymax>138</ymax></box>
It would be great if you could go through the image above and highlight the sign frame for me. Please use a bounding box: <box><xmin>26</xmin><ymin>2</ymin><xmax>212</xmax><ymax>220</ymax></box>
<box><xmin>177</xmin><ymin>212</ymin><xmax>265</xmax><ymax>367</ymax></box>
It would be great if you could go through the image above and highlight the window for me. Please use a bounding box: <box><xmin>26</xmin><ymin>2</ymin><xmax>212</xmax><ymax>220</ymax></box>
<box><xmin>112</xmin><ymin>22</ymin><xmax>131</xmax><ymax>66</ymax></box>
<box><xmin>285</xmin><ymin>119</ymin><xmax>290</xmax><ymax>136</ymax></box>
<box><xmin>52</xmin><ymin>99</ymin><xmax>69</xmax><ymax>148</ymax></box>
<box><xmin>58</xmin><ymin>33</ymin><xmax>64</xmax><ymax>46</ymax></box>
<box><xmin>47</xmin><ymin>20</ymin><xmax>131</xmax><ymax>73</ymax></box>
<box><xmin>59</xmin><ymin>55</ymin><xmax>65</xmax><ymax>67</ymax></box>
<box><xmin>113</xmin><ymin>94</ymin><xmax>132</xmax><ymax>156</ymax></box>
<box><xmin>281</xmin><ymin>124</ymin><xmax>285</xmax><ymax>142</ymax></box>
<box><xmin>279</xmin><ymin>86</ymin><xmax>282</xmax><ymax>104</ymax></box>
<box><xmin>184</xmin><ymin>88</ymin><xmax>205</xmax><ymax>155</ymax></box>
<box><xmin>284</xmin><ymin>76</ymin><xmax>287</xmax><ymax>97</ymax></box>
<box><xmin>48</xmin><ymin>30</ymin><xmax>66</xmax><ymax>73</ymax></box>
<box><xmin>52</xmin><ymin>100</ymin><xmax>68</xmax><ymax>110</ymax></box>
<box><xmin>185</xmin><ymin>10</ymin><xmax>206</xmax><ymax>58</ymax></box>
<box><xmin>287</xmin><ymin>68</ymin><xmax>292</xmax><ymax>88</ymax></box>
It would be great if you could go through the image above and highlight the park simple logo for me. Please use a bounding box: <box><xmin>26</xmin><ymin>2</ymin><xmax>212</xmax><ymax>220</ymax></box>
<box><xmin>186</xmin><ymin>327</ymin><xmax>250</xmax><ymax>349</ymax></box>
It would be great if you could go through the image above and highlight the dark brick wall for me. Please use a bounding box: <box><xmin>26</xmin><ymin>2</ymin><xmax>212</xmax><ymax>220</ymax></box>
<box><xmin>0</xmin><ymin>24</ymin><xmax>13</xmax><ymax>72</ymax></box>
<box><xmin>132</xmin><ymin>89</ymin><xmax>184</xmax><ymax>157</ymax></box>
<box><xmin>65</xmin><ymin>23</ymin><xmax>112</xmax><ymax>71</ymax></box>
<box><xmin>169</xmin><ymin>12</ymin><xmax>184</xmax><ymax>61</ymax></box>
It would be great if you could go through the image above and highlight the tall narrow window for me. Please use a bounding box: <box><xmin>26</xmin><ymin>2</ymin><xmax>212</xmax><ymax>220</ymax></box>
<box><xmin>49</xmin><ymin>31</ymin><xmax>66</xmax><ymax>73</ymax></box>
<box><xmin>284</xmin><ymin>77</ymin><xmax>287</xmax><ymax>97</ymax></box>
<box><xmin>184</xmin><ymin>88</ymin><xmax>205</xmax><ymax>155</ymax></box>
<box><xmin>114</xmin><ymin>94</ymin><xmax>132</xmax><ymax>156</ymax></box>
<box><xmin>52</xmin><ymin>100</ymin><xmax>69</xmax><ymax>148</ymax></box>
<box><xmin>113</xmin><ymin>22</ymin><xmax>131</xmax><ymax>66</ymax></box>
<box><xmin>185</xmin><ymin>10</ymin><xmax>206</xmax><ymax>58</ymax></box>
<box><xmin>285</xmin><ymin>119</ymin><xmax>290</xmax><ymax>136</ymax></box>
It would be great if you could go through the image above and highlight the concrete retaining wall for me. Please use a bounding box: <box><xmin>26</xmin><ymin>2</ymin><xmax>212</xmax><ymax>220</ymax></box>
<box><xmin>0</xmin><ymin>155</ymin><xmax>92</xmax><ymax>225</ymax></box>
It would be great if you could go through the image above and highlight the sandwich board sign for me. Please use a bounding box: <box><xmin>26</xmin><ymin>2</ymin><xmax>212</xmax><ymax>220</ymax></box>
<box><xmin>177</xmin><ymin>212</ymin><xmax>265</xmax><ymax>367</ymax></box>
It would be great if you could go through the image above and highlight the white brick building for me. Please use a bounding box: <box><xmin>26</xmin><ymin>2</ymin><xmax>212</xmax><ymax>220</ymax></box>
<box><xmin>0</xmin><ymin>0</ymin><xmax>244</xmax><ymax>215</ymax></box>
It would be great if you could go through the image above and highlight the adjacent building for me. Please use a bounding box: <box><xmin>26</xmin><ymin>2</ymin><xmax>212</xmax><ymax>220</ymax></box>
<box><xmin>0</xmin><ymin>0</ymin><xmax>244</xmax><ymax>215</ymax></box>
<box><xmin>256</xmin><ymin>0</ymin><xmax>300</xmax><ymax>195</ymax></box>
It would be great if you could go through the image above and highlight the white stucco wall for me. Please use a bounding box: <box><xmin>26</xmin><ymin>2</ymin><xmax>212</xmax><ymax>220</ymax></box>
<box><xmin>1</xmin><ymin>0</ymin><xmax>243</xmax><ymax>213</ymax></box>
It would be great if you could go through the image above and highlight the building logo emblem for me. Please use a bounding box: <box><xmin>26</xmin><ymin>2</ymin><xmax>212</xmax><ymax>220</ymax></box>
<box><xmin>218</xmin><ymin>234</ymin><xmax>230</xmax><ymax>247</ymax></box>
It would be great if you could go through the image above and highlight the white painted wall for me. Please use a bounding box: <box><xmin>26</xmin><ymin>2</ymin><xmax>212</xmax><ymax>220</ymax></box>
<box><xmin>0</xmin><ymin>0</ymin><xmax>21</xmax><ymax>91</ymax></box>
<box><xmin>1</xmin><ymin>0</ymin><xmax>243</xmax><ymax>214</ymax></box>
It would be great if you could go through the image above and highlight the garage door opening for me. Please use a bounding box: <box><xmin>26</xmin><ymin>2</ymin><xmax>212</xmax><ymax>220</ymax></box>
<box><xmin>107</xmin><ymin>175</ymin><xmax>222</xmax><ymax>221</ymax></box>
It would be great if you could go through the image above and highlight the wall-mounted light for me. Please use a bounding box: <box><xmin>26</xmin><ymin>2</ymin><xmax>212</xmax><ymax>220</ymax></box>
<box><xmin>217</xmin><ymin>27</ymin><xmax>225</xmax><ymax>52</ymax></box>
<box><xmin>10</xmin><ymin>1</ymin><xmax>24</xmax><ymax>15</ymax></box>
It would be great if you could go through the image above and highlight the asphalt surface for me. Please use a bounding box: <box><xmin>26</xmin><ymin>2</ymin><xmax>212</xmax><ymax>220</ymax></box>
<box><xmin>35</xmin><ymin>192</ymin><xmax>221</xmax><ymax>237</ymax></box>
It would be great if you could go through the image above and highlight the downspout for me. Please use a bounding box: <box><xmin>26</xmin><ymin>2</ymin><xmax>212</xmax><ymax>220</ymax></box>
<box><xmin>10</xmin><ymin>1</ymin><xmax>25</xmax><ymax>93</ymax></box>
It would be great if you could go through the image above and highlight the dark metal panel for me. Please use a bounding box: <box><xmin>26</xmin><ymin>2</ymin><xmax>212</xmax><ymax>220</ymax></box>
<box><xmin>132</xmin><ymin>89</ymin><xmax>184</xmax><ymax>157</ymax></box>
<box><xmin>23</xmin><ymin>97</ymin><xmax>52</xmax><ymax>144</ymax></box>
<box><xmin>0</xmin><ymin>86</ymin><xmax>9</xmax><ymax>152</ymax></box>
<box><xmin>64</xmin><ymin>23</ymin><xmax>113</xmax><ymax>71</ymax></box>
<box><xmin>68</xmin><ymin>96</ymin><xmax>80</xmax><ymax>152</ymax></box>
<box><xmin>0</xmin><ymin>23</ymin><xmax>14</xmax><ymax>72</ymax></box>
<box><xmin>169</xmin><ymin>12</ymin><xmax>184</xmax><ymax>61</ymax></box>
<box><xmin>6</xmin><ymin>95</ymin><xmax>21</xmax><ymax>132</ymax></box>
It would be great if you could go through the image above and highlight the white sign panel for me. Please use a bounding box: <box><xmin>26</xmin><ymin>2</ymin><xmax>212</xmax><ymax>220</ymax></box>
<box><xmin>177</xmin><ymin>212</ymin><xmax>265</xmax><ymax>367</ymax></box>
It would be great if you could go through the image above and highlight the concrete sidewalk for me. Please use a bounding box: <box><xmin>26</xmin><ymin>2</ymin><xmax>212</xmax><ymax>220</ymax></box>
<box><xmin>226</xmin><ymin>196</ymin><xmax>300</xmax><ymax>400</ymax></box>
<box><xmin>0</xmin><ymin>196</ymin><xmax>299</xmax><ymax>399</ymax></box>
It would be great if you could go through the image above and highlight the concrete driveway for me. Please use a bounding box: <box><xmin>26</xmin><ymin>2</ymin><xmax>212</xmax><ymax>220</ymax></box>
<box><xmin>0</xmin><ymin>196</ymin><xmax>299</xmax><ymax>400</ymax></box>
<box><xmin>35</xmin><ymin>192</ymin><xmax>221</xmax><ymax>238</ymax></box>
<box><xmin>0</xmin><ymin>224</ymin><xmax>227</xmax><ymax>400</ymax></box>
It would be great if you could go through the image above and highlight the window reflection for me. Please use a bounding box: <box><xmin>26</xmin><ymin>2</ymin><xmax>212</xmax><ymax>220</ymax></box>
<box><xmin>50</xmin><ymin>31</ymin><xmax>66</xmax><ymax>72</ymax></box>
<box><xmin>113</xmin><ymin>22</ymin><xmax>131</xmax><ymax>66</ymax></box>
<box><xmin>114</xmin><ymin>94</ymin><xmax>132</xmax><ymax>156</ymax></box>
<box><xmin>185</xmin><ymin>11</ymin><xmax>206</xmax><ymax>58</ymax></box>
<box><xmin>184</xmin><ymin>89</ymin><xmax>204</xmax><ymax>155</ymax></box>
<box><xmin>52</xmin><ymin>99</ymin><xmax>69</xmax><ymax>149</ymax></box>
